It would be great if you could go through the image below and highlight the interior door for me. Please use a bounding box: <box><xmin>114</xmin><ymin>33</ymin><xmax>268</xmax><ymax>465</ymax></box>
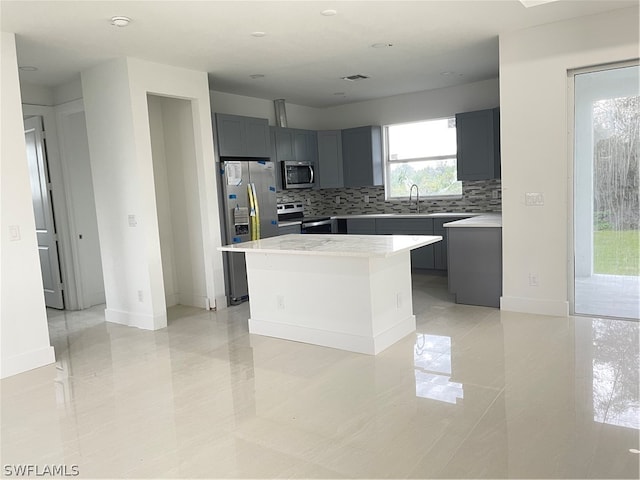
<box><xmin>25</xmin><ymin>116</ymin><xmax>64</xmax><ymax>309</ymax></box>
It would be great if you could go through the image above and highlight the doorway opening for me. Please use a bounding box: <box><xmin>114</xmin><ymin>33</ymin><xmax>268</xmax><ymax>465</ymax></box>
<box><xmin>571</xmin><ymin>63</ymin><xmax>639</xmax><ymax>320</ymax></box>
<box><xmin>147</xmin><ymin>94</ymin><xmax>208</xmax><ymax>311</ymax></box>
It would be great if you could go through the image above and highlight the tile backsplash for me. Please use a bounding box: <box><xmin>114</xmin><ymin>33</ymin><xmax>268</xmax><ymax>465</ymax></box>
<box><xmin>277</xmin><ymin>179</ymin><xmax>502</xmax><ymax>216</ymax></box>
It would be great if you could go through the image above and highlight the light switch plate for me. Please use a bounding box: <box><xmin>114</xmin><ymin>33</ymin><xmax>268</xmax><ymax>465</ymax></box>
<box><xmin>525</xmin><ymin>192</ymin><xmax>544</xmax><ymax>206</ymax></box>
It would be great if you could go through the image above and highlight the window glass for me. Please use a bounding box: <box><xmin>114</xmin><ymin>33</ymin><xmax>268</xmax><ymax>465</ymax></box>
<box><xmin>385</xmin><ymin>118</ymin><xmax>462</xmax><ymax>198</ymax></box>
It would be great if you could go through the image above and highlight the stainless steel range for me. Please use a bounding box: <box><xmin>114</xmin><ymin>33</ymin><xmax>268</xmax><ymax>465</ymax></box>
<box><xmin>277</xmin><ymin>203</ymin><xmax>334</xmax><ymax>234</ymax></box>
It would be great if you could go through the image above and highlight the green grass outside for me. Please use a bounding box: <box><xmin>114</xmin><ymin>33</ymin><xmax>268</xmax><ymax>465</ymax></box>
<box><xmin>594</xmin><ymin>230</ymin><xmax>640</xmax><ymax>276</ymax></box>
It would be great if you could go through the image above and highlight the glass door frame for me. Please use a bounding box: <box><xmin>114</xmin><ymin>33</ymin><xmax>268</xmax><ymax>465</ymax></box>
<box><xmin>567</xmin><ymin>59</ymin><xmax>640</xmax><ymax>317</ymax></box>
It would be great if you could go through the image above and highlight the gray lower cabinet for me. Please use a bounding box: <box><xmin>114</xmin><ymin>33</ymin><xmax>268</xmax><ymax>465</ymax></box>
<box><xmin>455</xmin><ymin>108</ymin><xmax>500</xmax><ymax>181</ymax></box>
<box><xmin>433</xmin><ymin>219</ymin><xmax>448</xmax><ymax>270</ymax></box>
<box><xmin>376</xmin><ymin>218</ymin><xmax>435</xmax><ymax>269</ymax></box>
<box><xmin>342</xmin><ymin>126</ymin><xmax>383</xmax><ymax>187</ymax></box>
<box><xmin>346</xmin><ymin>218</ymin><xmax>376</xmax><ymax>234</ymax></box>
<box><xmin>278</xmin><ymin>224</ymin><xmax>301</xmax><ymax>235</ymax></box>
<box><xmin>215</xmin><ymin>113</ymin><xmax>270</xmax><ymax>158</ymax></box>
<box><xmin>447</xmin><ymin>227</ymin><xmax>502</xmax><ymax>307</ymax></box>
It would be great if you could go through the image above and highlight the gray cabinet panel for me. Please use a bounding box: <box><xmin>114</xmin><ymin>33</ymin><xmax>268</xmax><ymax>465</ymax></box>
<box><xmin>347</xmin><ymin>218</ymin><xmax>377</xmax><ymax>234</ymax></box>
<box><xmin>215</xmin><ymin>113</ymin><xmax>270</xmax><ymax>158</ymax></box>
<box><xmin>317</xmin><ymin>131</ymin><xmax>344</xmax><ymax>189</ymax></box>
<box><xmin>278</xmin><ymin>224</ymin><xmax>301</xmax><ymax>235</ymax></box>
<box><xmin>275</xmin><ymin>128</ymin><xmax>295</xmax><ymax>161</ymax></box>
<box><xmin>376</xmin><ymin>218</ymin><xmax>433</xmax><ymax>234</ymax></box>
<box><xmin>455</xmin><ymin>108</ymin><xmax>500</xmax><ymax>181</ymax></box>
<box><xmin>447</xmin><ymin>227</ymin><xmax>502</xmax><ymax>307</ymax></box>
<box><xmin>245</xmin><ymin>117</ymin><xmax>271</xmax><ymax>157</ymax></box>
<box><xmin>342</xmin><ymin>126</ymin><xmax>383</xmax><ymax>187</ymax></box>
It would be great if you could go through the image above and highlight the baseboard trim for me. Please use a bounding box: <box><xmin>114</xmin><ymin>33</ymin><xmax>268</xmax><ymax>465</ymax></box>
<box><xmin>105</xmin><ymin>308</ymin><xmax>167</xmax><ymax>330</ymax></box>
<box><xmin>500</xmin><ymin>296</ymin><xmax>569</xmax><ymax>317</ymax></box>
<box><xmin>1</xmin><ymin>346</ymin><xmax>55</xmax><ymax>379</ymax></box>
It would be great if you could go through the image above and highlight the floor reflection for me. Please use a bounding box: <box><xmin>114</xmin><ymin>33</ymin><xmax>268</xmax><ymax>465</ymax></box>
<box><xmin>414</xmin><ymin>333</ymin><xmax>464</xmax><ymax>404</ymax></box>
<box><xmin>591</xmin><ymin>318</ymin><xmax>639</xmax><ymax>429</ymax></box>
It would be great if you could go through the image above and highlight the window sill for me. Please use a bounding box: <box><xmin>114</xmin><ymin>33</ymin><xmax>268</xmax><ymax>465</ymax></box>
<box><xmin>386</xmin><ymin>195</ymin><xmax>463</xmax><ymax>202</ymax></box>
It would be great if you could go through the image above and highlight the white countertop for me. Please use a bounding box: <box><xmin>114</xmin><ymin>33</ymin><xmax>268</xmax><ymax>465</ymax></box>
<box><xmin>218</xmin><ymin>234</ymin><xmax>442</xmax><ymax>258</ymax></box>
<box><xmin>332</xmin><ymin>212</ymin><xmax>479</xmax><ymax>220</ymax></box>
<box><xmin>444</xmin><ymin>213</ymin><xmax>502</xmax><ymax>228</ymax></box>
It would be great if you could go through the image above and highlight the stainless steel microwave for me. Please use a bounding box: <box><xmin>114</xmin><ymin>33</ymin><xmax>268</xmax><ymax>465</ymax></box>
<box><xmin>282</xmin><ymin>161</ymin><xmax>314</xmax><ymax>189</ymax></box>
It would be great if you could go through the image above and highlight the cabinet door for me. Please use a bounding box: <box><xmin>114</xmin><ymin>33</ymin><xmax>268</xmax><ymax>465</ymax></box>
<box><xmin>342</xmin><ymin>126</ymin><xmax>383</xmax><ymax>187</ymax></box>
<box><xmin>216</xmin><ymin>114</ymin><xmax>245</xmax><ymax>157</ymax></box>
<box><xmin>293</xmin><ymin>130</ymin><xmax>310</xmax><ymax>161</ymax></box>
<box><xmin>456</xmin><ymin>108</ymin><xmax>500</xmax><ymax>181</ymax></box>
<box><xmin>317</xmin><ymin>131</ymin><xmax>344</xmax><ymax>189</ymax></box>
<box><xmin>347</xmin><ymin>218</ymin><xmax>377</xmax><ymax>234</ymax></box>
<box><xmin>244</xmin><ymin>117</ymin><xmax>271</xmax><ymax>157</ymax></box>
<box><xmin>275</xmin><ymin>128</ymin><xmax>295</xmax><ymax>161</ymax></box>
<box><xmin>375</xmin><ymin>218</ymin><xmax>435</xmax><ymax>269</ymax></box>
<box><xmin>433</xmin><ymin>219</ymin><xmax>448</xmax><ymax>270</ymax></box>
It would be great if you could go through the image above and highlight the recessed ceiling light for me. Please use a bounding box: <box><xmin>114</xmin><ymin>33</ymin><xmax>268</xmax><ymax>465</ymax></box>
<box><xmin>321</xmin><ymin>9</ymin><xmax>337</xmax><ymax>16</ymax></box>
<box><xmin>333</xmin><ymin>92</ymin><xmax>345</xmax><ymax>96</ymax></box>
<box><xmin>519</xmin><ymin>0</ymin><xmax>559</xmax><ymax>7</ymax></box>
<box><xmin>249</xmin><ymin>74</ymin><xmax>265</xmax><ymax>79</ymax></box>
<box><xmin>19</xmin><ymin>66</ymin><xmax>38</xmax><ymax>72</ymax></box>
<box><xmin>341</xmin><ymin>74</ymin><xmax>370</xmax><ymax>82</ymax></box>
<box><xmin>251</xmin><ymin>31</ymin><xmax>266</xmax><ymax>37</ymax></box>
<box><xmin>371</xmin><ymin>43</ymin><xmax>393</xmax><ymax>49</ymax></box>
<box><xmin>440</xmin><ymin>71</ymin><xmax>454</xmax><ymax>76</ymax></box>
<box><xmin>110</xmin><ymin>16</ymin><xmax>131</xmax><ymax>27</ymax></box>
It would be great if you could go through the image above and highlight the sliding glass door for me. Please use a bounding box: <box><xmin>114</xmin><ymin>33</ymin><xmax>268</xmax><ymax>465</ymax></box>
<box><xmin>573</xmin><ymin>63</ymin><xmax>639</xmax><ymax>319</ymax></box>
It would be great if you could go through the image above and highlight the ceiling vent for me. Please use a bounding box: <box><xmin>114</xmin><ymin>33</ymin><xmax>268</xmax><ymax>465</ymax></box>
<box><xmin>341</xmin><ymin>74</ymin><xmax>370</xmax><ymax>82</ymax></box>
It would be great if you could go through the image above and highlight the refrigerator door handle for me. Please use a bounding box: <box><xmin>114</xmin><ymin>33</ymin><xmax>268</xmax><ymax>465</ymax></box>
<box><xmin>251</xmin><ymin>183</ymin><xmax>260</xmax><ymax>239</ymax></box>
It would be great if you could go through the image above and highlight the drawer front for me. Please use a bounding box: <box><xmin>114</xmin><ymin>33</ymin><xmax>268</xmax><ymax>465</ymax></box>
<box><xmin>347</xmin><ymin>218</ymin><xmax>377</xmax><ymax>234</ymax></box>
<box><xmin>375</xmin><ymin>218</ymin><xmax>434</xmax><ymax>235</ymax></box>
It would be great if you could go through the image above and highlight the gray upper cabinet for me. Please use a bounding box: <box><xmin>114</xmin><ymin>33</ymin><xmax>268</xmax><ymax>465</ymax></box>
<box><xmin>273</xmin><ymin>127</ymin><xmax>316</xmax><ymax>162</ymax></box>
<box><xmin>342</xmin><ymin>126</ymin><xmax>383</xmax><ymax>187</ymax></box>
<box><xmin>317</xmin><ymin>130</ymin><xmax>344</xmax><ymax>189</ymax></box>
<box><xmin>215</xmin><ymin>113</ymin><xmax>270</xmax><ymax>158</ymax></box>
<box><xmin>455</xmin><ymin>108</ymin><xmax>500</xmax><ymax>181</ymax></box>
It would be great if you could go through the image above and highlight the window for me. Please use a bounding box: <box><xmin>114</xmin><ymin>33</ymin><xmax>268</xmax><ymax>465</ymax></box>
<box><xmin>384</xmin><ymin>118</ymin><xmax>462</xmax><ymax>199</ymax></box>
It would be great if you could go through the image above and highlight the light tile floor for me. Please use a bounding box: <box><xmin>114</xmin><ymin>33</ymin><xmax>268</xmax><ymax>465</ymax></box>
<box><xmin>2</xmin><ymin>274</ymin><xmax>639</xmax><ymax>478</ymax></box>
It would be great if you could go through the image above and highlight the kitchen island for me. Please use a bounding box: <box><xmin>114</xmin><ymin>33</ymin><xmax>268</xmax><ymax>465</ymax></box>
<box><xmin>219</xmin><ymin>234</ymin><xmax>442</xmax><ymax>354</ymax></box>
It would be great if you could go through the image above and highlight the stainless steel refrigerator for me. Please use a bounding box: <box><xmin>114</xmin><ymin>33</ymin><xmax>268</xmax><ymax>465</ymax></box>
<box><xmin>220</xmin><ymin>159</ymin><xmax>278</xmax><ymax>304</ymax></box>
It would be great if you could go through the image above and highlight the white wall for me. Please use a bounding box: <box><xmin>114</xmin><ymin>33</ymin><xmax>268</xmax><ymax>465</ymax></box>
<box><xmin>317</xmin><ymin>78</ymin><xmax>499</xmax><ymax>129</ymax></box>
<box><xmin>210</xmin><ymin>90</ymin><xmax>320</xmax><ymax>130</ymax></box>
<box><xmin>20</xmin><ymin>82</ymin><xmax>54</xmax><ymax>106</ymax></box>
<box><xmin>499</xmin><ymin>7</ymin><xmax>639</xmax><ymax>316</ymax></box>
<box><xmin>1</xmin><ymin>32</ymin><xmax>55</xmax><ymax>378</ymax></box>
<box><xmin>149</xmin><ymin>95</ymin><xmax>208</xmax><ymax>309</ymax></box>
<box><xmin>210</xmin><ymin>78</ymin><xmax>499</xmax><ymax>131</ymax></box>
<box><xmin>82</xmin><ymin>57</ymin><xmax>225</xmax><ymax>330</ymax></box>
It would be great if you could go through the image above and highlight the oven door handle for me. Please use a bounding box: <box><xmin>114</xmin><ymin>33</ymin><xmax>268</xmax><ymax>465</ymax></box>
<box><xmin>302</xmin><ymin>219</ymin><xmax>332</xmax><ymax>228</ymax></box>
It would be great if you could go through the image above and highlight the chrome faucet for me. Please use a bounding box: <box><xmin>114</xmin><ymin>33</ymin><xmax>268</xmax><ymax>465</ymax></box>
<box><xmin>409</xmin><ymin>184</ymin><xmax>420</xmax><ymax>213</ymax></box>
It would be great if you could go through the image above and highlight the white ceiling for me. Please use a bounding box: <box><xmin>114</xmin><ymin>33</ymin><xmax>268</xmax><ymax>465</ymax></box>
<box><xmin>2</xmin><ymin>0</ymin><xmax>637</xmax><ymax>108</ymax></box>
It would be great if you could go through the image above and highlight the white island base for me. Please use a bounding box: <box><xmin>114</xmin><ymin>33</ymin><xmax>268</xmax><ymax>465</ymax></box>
<box><xmin>220</xmin><ymin>234</ymin><xmax>441</xmax><ymax>355</ymax></box>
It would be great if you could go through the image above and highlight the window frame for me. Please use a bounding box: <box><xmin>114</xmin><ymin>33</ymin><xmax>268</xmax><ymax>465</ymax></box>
<box><xmin>383</xmin><ymin>117</ymin><xmax>462</xmax><ymax>201</ymax></box>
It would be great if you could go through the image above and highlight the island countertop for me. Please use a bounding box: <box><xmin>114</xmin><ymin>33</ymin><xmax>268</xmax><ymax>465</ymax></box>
<box><xmin>218</xmin><ymin>234</ymin><xmax>442</xmax><ymax>258</ymax></box>
<box><xmin>443</xmin><ymin>213</ymin><xmax>502</xmax><ymax>228</ymax></box>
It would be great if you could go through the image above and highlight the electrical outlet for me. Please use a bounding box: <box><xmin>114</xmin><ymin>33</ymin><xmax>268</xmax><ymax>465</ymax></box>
<box><xmin>306</xmin><ymin>198</ymin><xmax>311</xmax><ymax>206</ymax></box>
<box><xmin>528</xmin><ymin>273</ymin><xmax>539</xmax><ymax>287</ymax></box>
<box><xmin>335</xmin><ymin>196</ymin><xmax>341</xmax><ymax>204</ymax></box>
<box><xmin>364</xmin><ymin>194</ymin><xmax>370</xmax><ymax>203</ymax></box>
<box><xmin>492</xmin><ymin>190</ymin><xmax>500</xmax><ymax>199</ymax></box>
<box><xmin>137</xmin><ymin>290</ymin><xmax>144</xmax><ymax>302</ymax></box>
<box><xmin>128</xmin><ymin>214</ymin><xmax>137</xmax><ymax>227</ymax></box>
